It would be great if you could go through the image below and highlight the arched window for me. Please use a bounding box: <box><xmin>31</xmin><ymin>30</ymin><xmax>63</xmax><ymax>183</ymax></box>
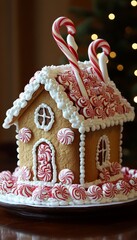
<box><xmin>96</xmin><ymin>135</ymin><xmax>110</xmax><ymax>167</ymax></box>
<box><xmin>34</xmin><ymin>103</ymin><xmax>54</xmax><ymax>131</ymax></box>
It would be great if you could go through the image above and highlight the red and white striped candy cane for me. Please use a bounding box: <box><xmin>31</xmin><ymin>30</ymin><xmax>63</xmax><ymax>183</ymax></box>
<box><xmin>52</xmin><ymin>16</ymin><xmax>89</xmax><ymax>98</ymax></box>
<box><xmin>88</xmin><ymin>39</ymin><xmax>110</xmax><ymax>82</ymax></box>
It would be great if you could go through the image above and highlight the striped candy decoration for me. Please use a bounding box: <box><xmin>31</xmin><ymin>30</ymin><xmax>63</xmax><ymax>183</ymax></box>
<box><xmin>88</xmin><ymin>38</ymin><xmax>110</xmax><ymax>82</ymax></box>
<box><xmin>52</xmin><ymin>16</ymin><xmax>89</xmax><ymax>98</ymax></box>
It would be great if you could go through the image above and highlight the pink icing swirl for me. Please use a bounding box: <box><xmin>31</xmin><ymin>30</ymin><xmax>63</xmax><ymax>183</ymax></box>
<box><xmin>0</xmin><ymin>180</ymin><xmax>13</xmax><ymax>193</ymax></box>
<box><xmin>32</xmin><ymin>186</ymin><xmax>50</xmax><ymax>201</ymax></box>
<box><xmin>69</xmin><ymin>184</ymin><xmax>86</xmax><ymax>201</ymax></box>
<box><xmin>0</xmin><ymin>170</ymin><xmax>12</xmax><ymax>181</ymax></box>
<box><xmin>99</xmin><ymin>168</ymin><xmax>110</xmax><ymax>182</ymax></box>
<box><xmin>109</xmin><ymin>162</ymin><xmax>121</xmax><ymax>176</ymax></box>
<box><xmin>57</xmin><ymin>128</ymin><xmax>74</xmax><ymax>145</ymax></box>
<box><xmin>87</xmin><ymin>185</ymin><xmax>103</xmax><ymax>201</ymax></box>
<box><xmin>19</xmin><ymin>166</ymin><xmax>32</xmax><ymax>181</ymax></box>
<box><xmin>58</xmin><ymin>169</ymin><xmax>74</xmax><ymax>185</ymax></box>
<box><xmin>18</xmin><ymin>127</ymin><xmax>32</xmax><ymax>143</ymax></box>
<box><xmin>102</xmin><ymin>182</ymin><xmax>117</xmax><ymax>198</ymax></box>
<box><xmin>116</xmin><ymin>180</ymin><xmax>131</xmax><ymax>195</ymax></box>
<box><xmin>18</xmin><ymin>184</ymin><xmax>35</xmax><ymax>197</ymax></box>
<box><xmin>52</xmin><ymin>183</ymin><xmax>70</xmax><ymax>201</ymax></box>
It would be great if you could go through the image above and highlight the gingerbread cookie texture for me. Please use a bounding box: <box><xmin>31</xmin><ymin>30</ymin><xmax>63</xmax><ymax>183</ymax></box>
<box><xmin>1</xmin><ymin>17</ymin><xmax>137</xmax><ymax>206</ymax></box>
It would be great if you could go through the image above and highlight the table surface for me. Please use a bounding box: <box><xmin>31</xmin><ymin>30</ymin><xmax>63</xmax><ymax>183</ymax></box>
<box><xmin>0</xmin><ymin>200</ymin><xmax>137</xmax><ymax>240</ymax></box>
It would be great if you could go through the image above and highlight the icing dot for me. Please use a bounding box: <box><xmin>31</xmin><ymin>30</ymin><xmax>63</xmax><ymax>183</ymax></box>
<box><xmin>18</xmin><ymin>127</ymin><xmax>32</xmax><ymax>143</ymax></box>
<box><xmin>57</xmin><ymin>128</ymin><xmax>74</xmax><ymax>145</ymax></box>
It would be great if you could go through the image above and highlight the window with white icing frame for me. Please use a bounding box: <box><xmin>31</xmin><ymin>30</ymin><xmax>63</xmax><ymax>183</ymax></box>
<box><xmin>96</xmin><ymin>135</ymin><xmax>110</xmax><ymax>168</ymax></box>
<box><xmin>34</xmin><ymin>103</ymin><xmax>54</xmax><ymax>131</ymax></box>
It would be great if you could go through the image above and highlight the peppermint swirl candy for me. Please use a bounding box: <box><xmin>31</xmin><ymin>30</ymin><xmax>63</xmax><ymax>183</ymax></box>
<box><xmin>0</xmin><ymin>180</ymin><xmax>13</xmax><ymax>194</ymax></box>
<box><xmin>52</xmin><ymin>183</ymin><xmax>70</xmax><ymax>201</ymax></box>
<box><xmin>57</xmin><ymin>128</ymin><xmax>74</xmax><ymax>145</ymax></box>
<box><xmin>99</xmin><ymin>168</ymin><xmax>110</xmax><ymax>182</ymax></box>
<box><xmin>19</xmin><ymin>166</ymin><xmax>32</xmax><ymax>181</ymax></box>
<box><xmin>38</xmin><ymin>143</ymin><xmax>52</xmax><ymax>162</ymax></box>
<box><xmin>37</xmin><ymin>163</ymin><xmax>52</xmax><ymax>182</ymax></box>
<box><xmin>69</xmin><ymin>184</ymin><xmax>86</xmax><ymax>201</ymax></box>
<box><xmin>18</xmin><ymin>127</ymin><xmax>32</xmax><ymax>143</ymax></box>
<box><xmin>0</xmin><ymin>170</ymin><xmax>12</xmax><ymax>181</ymax></box>
<box><xmin>87</xmin><ymin>185</ymin><xmax>102</xmax><ymax>201</ymax></box>
<box><xmin>83</xmin><ymin>104</ymin><xmax>95</xmax><ymax>118</ymax></box>
<box><xmin>58</xmin><ymin>169</ymin><xmax>74</xmax><ymax>185</ymax></box>
<box><xmin>109</xmin><ymin>162</ymin><xmax>121</xmax><ymax>176</ymax></box>
<box><xmin>102</xmin><ymin>182</ymin><xmax>117</xmax><ymax>198</ymax></box>
<box><xmin>32</xmin><ymin>186</ymin><xmax>49</xmax><ymax>201</ymax></box>
<box><xmin>129</xmin><ymin>177</ymin><xmax>137</xmax><ymax>191</ymax></box>
<box><xmin>116</xmin><ymin>180</ymin><xmax>131</xmax><ymax>195</ymax></box>
<box><xmin>18</xmin><ymin>184</ymin><xmax>35</xmax><ymax>197</ymax></box>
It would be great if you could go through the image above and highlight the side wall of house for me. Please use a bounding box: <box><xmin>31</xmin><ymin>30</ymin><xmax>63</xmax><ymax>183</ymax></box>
<box><xmin>84</xmin><ymin>125</ymin><xmax>121</xmax><ymax>183</ymax></box>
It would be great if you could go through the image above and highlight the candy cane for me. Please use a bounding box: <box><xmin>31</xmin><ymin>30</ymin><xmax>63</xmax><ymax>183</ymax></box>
<box><xmin>88</xmin><ymin>39</ymin><xmax>110</xmax><ymax>82</ymax></box>
<box><xmin>52</xmin><ymin>16</ymin><xmax>89</xmax><ymax>98</ymax></box>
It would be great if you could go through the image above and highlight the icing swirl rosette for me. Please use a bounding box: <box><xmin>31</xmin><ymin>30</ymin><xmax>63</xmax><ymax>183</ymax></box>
<box><xmin>58</xmin><ymin>169</ymin><xmax>74</xmax><ymax>185</ymax></box>
<box><xmin>57</xmin><ymin>128</ymin><xmax>74</xmax><ymax>145</ymax></box>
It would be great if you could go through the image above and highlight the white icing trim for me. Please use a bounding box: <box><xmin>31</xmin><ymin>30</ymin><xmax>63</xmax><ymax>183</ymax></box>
<box><xmin>79</xmin><ymin>133</ymin><xmax>86</xmax><ymax>184</ymax></box>
<box><xmin>34</xmin><ymin>103</ymin><xmax>54</xmax><ymax>131</ymax></box>
<box><xmin>96</xmin><ymin>135</ymin><xmax>110</xmax><ymax>171</ymax></box>
<box><xmin>32</xmin><ymin>138</ymin><xmax>57</xmax><ymax>185</ymax></box>
<box><xmin>3</xmin><ymin>61</ymin><xmax>135</xmax><ymax>131</ymax></box>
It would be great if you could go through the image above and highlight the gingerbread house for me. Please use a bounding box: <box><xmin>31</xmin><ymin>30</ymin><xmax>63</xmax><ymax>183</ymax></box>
<box><xmin>3</xmin><ymin>59</ymin><xmax>134</xmax><ymax>187</ymax></box>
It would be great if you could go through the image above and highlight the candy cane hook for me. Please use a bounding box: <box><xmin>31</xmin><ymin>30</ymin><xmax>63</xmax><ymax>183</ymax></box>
<box><xmin>88</xmin><ymin>38</ymin><xmax>110</xmax><ymax>82</ymax></box>
<box><xmin>52</xmin><ymin>16</ymin><xmax>89</xmax><ymax>98</ymax></box>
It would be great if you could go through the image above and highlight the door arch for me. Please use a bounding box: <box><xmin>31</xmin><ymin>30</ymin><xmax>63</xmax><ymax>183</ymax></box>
<box><xmin>32</xmin><ymin>138</ymin><xmax>57</xmax><ymax>184</ymax></box>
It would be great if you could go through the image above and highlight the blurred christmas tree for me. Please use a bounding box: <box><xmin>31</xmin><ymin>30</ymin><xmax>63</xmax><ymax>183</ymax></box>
<box><xmin>68</xmin><ymin>0</ymin><xmax>137</xmax><ymax>166</ymax></box>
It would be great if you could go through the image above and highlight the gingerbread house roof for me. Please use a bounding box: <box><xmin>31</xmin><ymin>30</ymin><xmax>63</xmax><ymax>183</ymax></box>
<box><xmin>3</xmin><ymin>61</ymin><xmax>135</xmax><ymax>133</ymax></box>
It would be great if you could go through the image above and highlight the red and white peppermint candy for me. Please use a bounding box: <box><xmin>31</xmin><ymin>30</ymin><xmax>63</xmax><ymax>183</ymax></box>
<box><xmin>32</xmin><ymin>186</ymin><xmax>50</xmax><ymax>201</ymax></box>
<box><xmin>57</xmin><ymin>128</ymin><xmax>74</xmax><ymax>145</ymax></box>
<box><xmin>116</xmin><ymin>180</ymin><xmax>131</xmax><ymax>195</ymax></box>
<box><xmin>37</xmin><ymin>163</ymin><xmax>52</xmax><ymax>182</ymax></box>
<box><xmin>0</xmin><ymin>170</ymin><xmax>12</xmax><ymax>181</ymax></box>
<box><xmin>38</xmin><ymin>143</ymin><xmax>52</xmax><ymax>162</ymax></box>
<box><xmin>18</xmin><ymin>127</ymin><xmax>32</xmax><ymax>143</ymax></box>
<box><xmin>82</xmin><ymin>104</ymin><xmax>95</xmax><ymax>119</ymax></box>
<box><xmin>52</xmin><ymin>183</ymin><xmax>70</xmax><ymax>201</ymax></box>
<box><xmin>19</xmin><ymin>166</ymin><xmax>32</xmax><ymax>181</ymax></box>
<box><xmin>58</xmin><ymin>169</ymin><xmax>74</xmax><ymax>185</ymax></box>
<box><xmin>52</xmin><ymin>16</ymin><xmax>88</xmax><ymax>98</ymax></box>
<box><xmin>88</xmin><ymin>39</ymin><xmax>110</xmax><ymax>82</ymax></box>
<box><xmin>69</xmin><ymin>184</ymin><xmax>86</xmax><ymax>201</ymax></box>
<box><xmin>99</xmin><ymin>168</ymin><xmax>110</xmax><ymax>182</ymax></box>
<box><xmin>109</xmin><ymin>162</ymin><xmax>121</xmax><ymax>176</ymax></box>
<box><xmin>0</xmin><ymin>179</ymin><xmax>13</xmax><ymax>193</ymax></box>
<box><xmin>87</xmin><ymin>185</ymin><xmax>103</xmax><ymax>201</ymax></box>
<box><xmin>18</xmin><ymin>184</ymin><xmax>35</xmax><ymax>197</ymax></box>
<box><xmin>129</xmin><ymin>177</ymin><xmax>137</xmax><ymax>191</ymax></box>
<box><xmin>102</xmin><ymin>182</ymin><xmax>117</xmax><ymax>198</ymax></box>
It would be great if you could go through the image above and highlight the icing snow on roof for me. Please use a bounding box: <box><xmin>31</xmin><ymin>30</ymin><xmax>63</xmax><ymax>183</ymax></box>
<box><xmin>3</xmin><ymin>61</ymin><xmax>135</xmax><ymax>133</ymax></box>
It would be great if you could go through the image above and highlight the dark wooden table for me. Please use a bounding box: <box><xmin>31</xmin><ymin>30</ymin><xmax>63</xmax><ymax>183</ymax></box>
<box><xmin>0</xmin><ymin>197</ymin><xmax>136</xmax><ymax>239</ymax></box>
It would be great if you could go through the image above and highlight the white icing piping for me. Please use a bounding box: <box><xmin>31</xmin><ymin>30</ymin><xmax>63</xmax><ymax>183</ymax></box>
<box><xmin>79</xmin><ymin>133</ymin><xmax>86</xmax><ymax>185</ymax></box>
<box><xmin>34</xmin><ymin>103</ymin><xmax>55</xmax><ymax>131</ymax></box>
<box><xmin>32</xmin><ymin>138</ymin><xmax>57</xmax><ymax>184</ymax></box>
<box><xmin>3</xmin><ymin>61</ymin><xmax>135</xmax><ymax>132</ymax></box>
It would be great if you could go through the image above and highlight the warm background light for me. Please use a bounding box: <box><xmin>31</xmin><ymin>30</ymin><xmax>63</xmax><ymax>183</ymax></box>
<box><xmin>131</xmin><ymin>0</ymin><xmax>137</xmax><ymax>7</ymax></box>
<box><xmin>132</xmin><ymin>43</ymin><xmax>137</xmax><ymax>49</ymax></box>
<box><xmin>108</xmin><ymin>13</ymin><xmax>115</xmax><ymax>20</ymax></box>
<box><xmin>117</xmin><ymin>64</ymin><xmax>124</xmax><ymax>71</ymax></box>
<box><xmin>109</xmin><ymin>51</ymin><xmax>117</xmax><ymax>58</ymax></box>
<box><xmin>91</xmin><ymin>34</ymin><xmax>98</xmax><ymax>40</ymax></box>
